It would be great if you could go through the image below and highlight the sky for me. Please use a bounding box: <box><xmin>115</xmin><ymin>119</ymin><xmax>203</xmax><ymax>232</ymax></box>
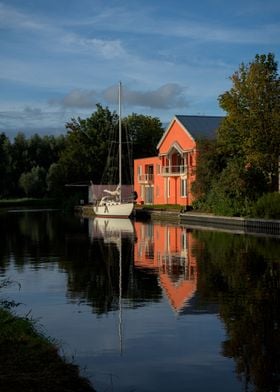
<box><xmin>1</xmin><ymin>0</ymin><xmax>279</xmax><ymax>138</ymax></box>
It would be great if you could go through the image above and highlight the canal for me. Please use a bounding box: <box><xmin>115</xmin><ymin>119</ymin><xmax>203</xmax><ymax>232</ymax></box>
<box><xmin>0</xmin><ymin>209</ymin><xmax>279</xmax><ymax>392</ymax></box>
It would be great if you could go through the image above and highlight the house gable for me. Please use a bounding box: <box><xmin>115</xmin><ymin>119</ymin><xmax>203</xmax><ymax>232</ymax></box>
<box><xmin>157</xmin><ymin>115</ymin><xmax>224</xmax><ymax>155</ymax></box>
<box><xmin>157</xmin><ymin>117</ymin><xmax>196</xmax><ymax>155</ymax></box>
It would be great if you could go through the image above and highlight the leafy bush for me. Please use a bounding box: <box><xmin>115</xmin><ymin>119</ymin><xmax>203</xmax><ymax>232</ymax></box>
<box><xmin>251</xmin><ymin>192</ymin><xmax>280</xmax><ymax>219</ymax></box>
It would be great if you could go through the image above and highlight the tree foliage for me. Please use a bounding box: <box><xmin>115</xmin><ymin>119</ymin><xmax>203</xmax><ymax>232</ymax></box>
<box><xmin>62</xmin><ymin>104</ymin><xmax>118</xmax><ymax>185</ymax></box>
<box><xmin>191</xmin><ymin>139</ymin><xmax>226</xmax><ymax>201</ymax></box>
<box><xmin>0</xmin><ymin>133</ymin><xmax>11</xmax><ymax>198</ymax></box>
<box><xmin>19</xmin><ymin>166</ymin><xmax>47</xmax><ymax>197</ymax></box>
<box><xmin>58</xmin><ymin>105</ymin><xmax>163</xmax><ymax>187</ymax></box>
<box><xmin>0</xmin><ymin>105</ymin><xmax>162</xmax><ymax>200</ymax></box>
<box><xmin>123</xmin><ymin>113</ymin><xmax>163</xmax><ymax>159</ymax></box>
<box><xmin>218</xmin><ymin>53</ymin><xmax>280</xmax><ymax>190</ymax></box>
<box><xmin>193</xmin><ymin>53</ymin><xmax>280</xmax><ymax>216</ymax></box>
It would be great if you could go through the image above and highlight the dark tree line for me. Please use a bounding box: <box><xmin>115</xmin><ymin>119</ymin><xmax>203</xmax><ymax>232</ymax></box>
<box><xmin>0</xmin><ymin>106</ymin><xmax>163</xmax><ymax>199</ymax></box>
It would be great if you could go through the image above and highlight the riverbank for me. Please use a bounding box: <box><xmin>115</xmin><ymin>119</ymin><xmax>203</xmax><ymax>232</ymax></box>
<box><xmin>0</xmin><ymin>307</ymin><xmax>95</xmax><ymax>392</ymax></box>
<box><xmin>180</xmin><ymin>211</ymin><xmax>280</xmax><ymax>236</ymax></box>
<box><xmin>0</xmin><ymin>198</ymin><xmax>59</xmax><ymax>208</ymax></box>
<box><xmin>76</xmin><ymin>204</ymin><xmax>280</xmax><ymax>236</ymax></box>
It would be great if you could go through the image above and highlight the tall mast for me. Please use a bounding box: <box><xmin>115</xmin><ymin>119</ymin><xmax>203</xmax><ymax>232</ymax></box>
<box><xmin>118</xmin><ymin>81</ymin><xmax>122</xmax><ymax>202</ymax></box>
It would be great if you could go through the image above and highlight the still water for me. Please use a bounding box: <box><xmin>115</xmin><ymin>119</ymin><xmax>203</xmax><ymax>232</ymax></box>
<box><xmin>0</xmin><ymin>210</ymin><xmax>279</xmax><ymax>392</ymax></box>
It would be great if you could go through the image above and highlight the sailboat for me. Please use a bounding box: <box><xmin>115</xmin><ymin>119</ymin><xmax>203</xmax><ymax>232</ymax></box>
<box><xmin>93</xmin><ymin>82</ymin><xmax>134</xmax><ymax>218</ymax></box>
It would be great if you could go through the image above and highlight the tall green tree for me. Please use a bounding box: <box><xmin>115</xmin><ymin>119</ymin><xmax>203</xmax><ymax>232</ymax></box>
<box><xmin>123</xmin><ymin>113</ymin><xmax>163</xmax><ymax>159</ymax></box>
<box><xmin>218</xmin><ymin>53</ymin><xmax>280</xmax><ymax>191</ymax></box>
<box><xmin>28</xmin><ymin>134</ymin><xmax>65</xmax><ymax>171</ymax></box>
<box><xmin>0</xmin><ymin>133</ymin><xmax>11</xmax><ymax>197</ymax></box>
<box><xmin>62</xmin><ymin>104</ymin><xmax>118</xmax><ymax>185</ymax></box>
<box><xmin>58</xmin><ymin>106</ymin><xmax>164</xmax><ymax>188</ymax></box>
<box><xmin>10</xmin><ymin>133</ymin><xmax>30</xmax><ymax>196</ymax></box>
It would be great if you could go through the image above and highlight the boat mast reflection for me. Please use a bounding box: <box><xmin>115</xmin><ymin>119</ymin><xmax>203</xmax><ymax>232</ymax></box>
<box><xmin>90</xmin><ymin>217</ymin><xmax>135</xmax><ymax>353</ymax></box>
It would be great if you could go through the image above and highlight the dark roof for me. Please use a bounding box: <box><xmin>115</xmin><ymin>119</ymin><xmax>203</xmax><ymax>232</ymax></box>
<box><xmin>175</xmin><ymin>115</ymin><xmax>224</xmax><ymax>140</ymax></box>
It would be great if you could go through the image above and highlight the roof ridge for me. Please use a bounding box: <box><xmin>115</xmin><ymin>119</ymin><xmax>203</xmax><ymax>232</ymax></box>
<box><xmin>175</xmin><ymin>114</ymin><xmax>224</xmax><ymax>118</ymax></box>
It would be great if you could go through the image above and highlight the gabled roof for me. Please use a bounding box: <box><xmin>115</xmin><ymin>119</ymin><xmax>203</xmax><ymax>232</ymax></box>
<box><xmin>175</xmin><ymin>115</ymin><xmax>224</xmax><ymax>140</ymax></box>
<box><xmin>157</xmin><ymin>114</ymin><xmax>224</xmax><ymax>151</ymax></box>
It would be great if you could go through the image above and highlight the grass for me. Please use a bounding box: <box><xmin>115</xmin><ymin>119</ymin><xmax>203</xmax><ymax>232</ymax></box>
<box><xmin>0</xmin><ymin>307</ymin><xmax>96</xmax><ymax>392</ymax></box>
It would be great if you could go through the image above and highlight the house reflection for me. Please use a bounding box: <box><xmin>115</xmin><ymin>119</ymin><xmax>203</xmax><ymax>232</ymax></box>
<box><xmin>134</xmin><ymin>222</ymin><xmax>197</xmax><ymax>313</ymax></box>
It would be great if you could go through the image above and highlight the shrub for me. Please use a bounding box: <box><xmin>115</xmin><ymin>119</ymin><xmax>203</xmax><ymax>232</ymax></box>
<box><xmin>251</xmin><ymin>192</ymin><xmax>280</xmax><ymax>219</ymax></box>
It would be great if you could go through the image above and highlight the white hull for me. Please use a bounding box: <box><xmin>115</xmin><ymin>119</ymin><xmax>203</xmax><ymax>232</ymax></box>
<box><xmin>92</xmin><ymin>217</ymin><xmax>135</xmax><ymax>243</ymax></box>
<box><xmin>93</xmin><ymin>201</ymin><xmax>134</xmax><ymax>218</ymax></box>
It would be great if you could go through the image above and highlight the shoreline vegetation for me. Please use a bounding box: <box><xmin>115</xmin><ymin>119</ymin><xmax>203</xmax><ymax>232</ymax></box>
<box><xmin>0</xmin><ymin>306</ymin><xmax>96</xmax><ymax>392</ymax></box>
<box><xmin>0</xmin><ymin>198</ymin><xmax>59</xmax><ymax>208</ymax></box>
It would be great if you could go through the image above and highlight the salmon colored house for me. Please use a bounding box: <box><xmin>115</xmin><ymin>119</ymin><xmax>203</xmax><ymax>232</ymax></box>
<box><xmin>134</xmin><ymin>115</ymin><xmax>224</xmax><ymax>207</ymax></box>
<box><xmin>134</xmin><ymin>222</ymin><xmax>198</xmax><ymax>313</ymax></box>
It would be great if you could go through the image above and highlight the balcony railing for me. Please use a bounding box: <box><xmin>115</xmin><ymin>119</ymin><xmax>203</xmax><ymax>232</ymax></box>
<box><xmin>138</xmin><ymin>173</ymin><xmax>154</xmax><ymax>183</ymax></box>
<box><xmin>161</xmin><ymin>165</ymin><xmax>187</xmax><ymax>176</ymax></box>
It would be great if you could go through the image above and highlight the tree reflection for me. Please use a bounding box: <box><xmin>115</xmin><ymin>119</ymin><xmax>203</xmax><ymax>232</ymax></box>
<box><xmin>1</xmin><ymin>211</ymin><xmax>279</xmax><ymax>391</ymax></box>
<box><xmin>193</xmin><ymin>230</ymin><xmax>280</xmax><ymax>392</ymax></box>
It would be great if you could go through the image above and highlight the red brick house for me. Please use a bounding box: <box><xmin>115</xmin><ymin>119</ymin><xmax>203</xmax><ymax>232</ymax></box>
<box><xmin>134</xmin><ymin>115</ymin><xmax>224</xmax><ymax>207</ymax></box>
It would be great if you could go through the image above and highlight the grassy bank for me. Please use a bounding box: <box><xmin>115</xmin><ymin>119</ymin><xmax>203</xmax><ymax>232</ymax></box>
<box><xmin>0</xmin><ymin>307</ymin><xmax>96</xmax><ymax>392</ymax></box>
<box><xmin>0</xmin><ymin>198</ymin><xmax>60</xmax><ymax>208</ymax></box>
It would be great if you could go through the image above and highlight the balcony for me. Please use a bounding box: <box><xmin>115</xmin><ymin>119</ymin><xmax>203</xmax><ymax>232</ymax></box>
<box><xmin>161</xmin><ymin>165</ymin><xmax>187</xmax><ymax>176</ymax></box>
<box><xmin>138</xmin><ymin>173</ymin><xmax>154</xmax><ymax>184</ymax></box>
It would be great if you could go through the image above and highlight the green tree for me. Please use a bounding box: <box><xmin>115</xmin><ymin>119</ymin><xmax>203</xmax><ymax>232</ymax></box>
<box><xmin>46</xmin><ymin>162</ymin><xmax>66</xmax><ymax>197</ymax></box>
<box><xmin>59</xmin><ymin>106</ymin><xmax>163</xmax><ymax>189</ymax></box>
<box><xmin>0</xmin><ymin>133</ymin><xmax>11</xmax><ymax>197</ymax></box>
<box><xmin>10</xmin><ymin>133</ymin><xmax>29</xmax><ymax>196</ymax></box>
<box><xmin>218</xmin><ymin>53</ymin><xmax>280</xmax><ymax>191</ymax></box>
<box><xmin>191</xmin><ymin>139</ymin><xmax>225</xmax><ymax>202</ymax></box>
<box><xmin>28</xmin><ymin>134</ymin><xmax>65</xmax><ymax>171</ymax></box>
<box><xmin>61</xmin><ymin>104</ymin><xmax>118</xmax><ymax>185</ymax></box>
<box><xmin>19</xmin><ymin>166</ymin><xmax>46</xmax><ymax>197</ymax></box>
<box><xmin>123</xmin><ymin>113</ymin><xmax>163</xmax><ymax>159</ymax></box>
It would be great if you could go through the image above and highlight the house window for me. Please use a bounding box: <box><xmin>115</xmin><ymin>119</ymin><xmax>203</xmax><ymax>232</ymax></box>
<box><xmin>137</xmin><ymin>165</ymin><xmax>142</xmax><ymax>176</ymax></box>
<box><xmin>180</xmin><ymin>178</ymin><xmax>187</xmax><ymax>197</ymax></box>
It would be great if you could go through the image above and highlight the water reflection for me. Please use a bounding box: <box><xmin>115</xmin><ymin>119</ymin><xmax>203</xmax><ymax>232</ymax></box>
<box><xmin>0</xmin><ymin>210</ymin><xmax>279</xmax><ymax>392</ymax></box>
<box><xmin>192</xmin><ymin>230</ymin><xmax>280</xmax><ymax>392</ymax></box>
<box><xmin>134</xmin><ymin>222</ymin><xmax>198</xmax><ymax>313</ymax></box>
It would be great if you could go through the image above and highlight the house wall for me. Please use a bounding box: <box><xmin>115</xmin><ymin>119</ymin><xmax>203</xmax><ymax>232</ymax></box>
<box><xmin>134</xmin><ymin>118</ymin><xmax>198</xmax><ymax>207</ymax></box>
<box><xmin>159</xmin><ymin>120</ymin><xmax>196</xmax><ymax>153</ymax></box>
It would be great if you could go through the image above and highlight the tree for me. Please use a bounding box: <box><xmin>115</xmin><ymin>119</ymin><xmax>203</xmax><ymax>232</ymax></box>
<box><xmin>46</xmin><ymin>163</ymin><xmax>66</xmax><ymax>197</ymax></box>
<box><xmin>123</xmin><ymin>113</ymin><xmax>163</xmax><ymax>159</ymax></box>
<box><xmin>0</xmin><ymin>133</ymin><xmax>11</xmax><ymax>197</ymax></box>
<box><xmin>28</xmin><ymin>134</ymin><xmax>65</xmax><ymax>171</ymax></box>
<box><xmin>218</xmin><ymin>53</ymin><xmax>280</xmax><ymax>191</ymax></box>
<box><xmin>191</xmin><ymin>139</ymin><xmax>226</xmax><ymax>201</ymax></box>
<box><xmin>19</xmin><ymin>166</ymin><xmax>47</xmax><ymax>197</ymax></box>
<box><xmin>10</xmin><ymin>133</ymin><xmax>29</xmax><ymax>196</ymax></box>
<box><xmin>61</xmin><ymin>104</ymin><xmax>118</xmax><ymax>185</ymax></box>
<box><xmin>59</xmin><ymin>106</ymin><xmax>164</xmax><ymax>188</ymax></box>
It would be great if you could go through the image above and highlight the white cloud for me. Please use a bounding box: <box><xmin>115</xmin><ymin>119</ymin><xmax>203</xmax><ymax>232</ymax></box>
<box><xmin>0</xmin><ymin>2</ymin><xmax>46</xmax><ymax>31</ymax></box>
<box><xmin>49</xmin><ymin>83</ymin><xmax>189</xmax><ymax>110</ymax></box>
<box><xmin>49</xmin><ymin>89</ymin><xmax>98</xmax><ymax>109</ymax></box>
<box><xmin>60</xmin><ymin>34</ymin><xmax>126</xmax><ymax>58</ymax></box>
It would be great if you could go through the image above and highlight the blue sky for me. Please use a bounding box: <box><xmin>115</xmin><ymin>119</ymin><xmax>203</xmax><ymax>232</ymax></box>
<box><xmin>1</xmin><ymin>0</ymin><xmax>279</xmax><ymax>138</ymax></box>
